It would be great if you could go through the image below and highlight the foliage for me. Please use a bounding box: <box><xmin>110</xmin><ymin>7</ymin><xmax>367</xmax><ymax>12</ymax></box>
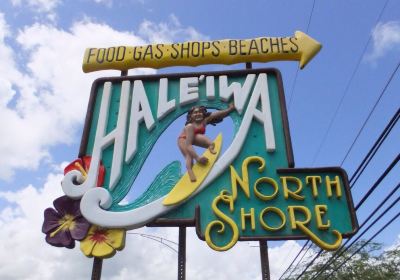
<box><xmin>284</xmin><ymin>240</ymin><xmax>400</xmax><ymax>280</ymax></box>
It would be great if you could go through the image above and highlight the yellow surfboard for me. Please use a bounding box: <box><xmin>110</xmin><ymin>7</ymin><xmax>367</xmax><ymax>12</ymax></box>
<box><xmin>163</xmin><ymin>134</ymin><xmax>222</xmax><ymax>206</ymax></box>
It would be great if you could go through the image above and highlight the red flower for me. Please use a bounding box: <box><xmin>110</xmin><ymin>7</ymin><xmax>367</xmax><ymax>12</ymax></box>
<box><xmin>64</xmin><ymin>156</ymin><xmax>105</xmax><ymax>187</ymax></box>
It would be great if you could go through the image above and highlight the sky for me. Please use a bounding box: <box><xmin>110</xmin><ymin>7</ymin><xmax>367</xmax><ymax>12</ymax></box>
<box><xmin>0</xmin><ymin>0</ymin><xmax>399</xmax><ymax>279</ymax></box>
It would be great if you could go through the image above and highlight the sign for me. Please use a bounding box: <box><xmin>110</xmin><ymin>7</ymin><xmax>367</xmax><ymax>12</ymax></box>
<box><xmin>82</xmin><ymin>31</ymin><xmax>321</xmax><ymax>72</ymax></box>
<box><xmin>61</xmin><ymin>68</ymin><xmax>358</xmax><ymax>252</ymax></box>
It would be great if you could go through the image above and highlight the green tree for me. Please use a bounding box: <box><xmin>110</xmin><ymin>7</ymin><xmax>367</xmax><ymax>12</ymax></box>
<box><xmin>284</xmin><ymin>241</ymin><xmax>400</xmax><ymax>280</ymax></box>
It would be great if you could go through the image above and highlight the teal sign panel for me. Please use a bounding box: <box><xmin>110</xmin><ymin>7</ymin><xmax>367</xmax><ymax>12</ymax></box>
<box><xmin>64</xmin><ymin>68</ymin><xmax>357</xmax><ymax>252</ymax></box>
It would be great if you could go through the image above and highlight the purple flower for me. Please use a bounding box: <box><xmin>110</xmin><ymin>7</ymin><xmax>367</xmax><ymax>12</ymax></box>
<box><xmin>42</xmin><ymin>196</ymin><xmax>90</xmax><ymax>249</ymax></box>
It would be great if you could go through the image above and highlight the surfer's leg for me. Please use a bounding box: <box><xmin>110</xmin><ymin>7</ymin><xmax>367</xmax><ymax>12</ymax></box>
<box><xmin>185</xmin><ymin>125</ymin><xmax>208</xmax><ymax>164</ymax></box>
<box><xmin>194</xmin><ymin>135</ymin><xmax>216</xmax><ymax>155</ymax></box>
<box><xmin>178</xmin><ymin>135</ymin><xmax>197</xmax><ymax>182</ymax></box>
<box><xmin>186</xmin><ymin>156</ymin><xmax>196</xmax><ymax>182</ymax></box>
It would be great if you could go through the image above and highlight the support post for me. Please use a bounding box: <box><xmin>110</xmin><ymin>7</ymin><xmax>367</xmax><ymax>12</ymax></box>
<box><xmin>91</xmin><ymin>257</ymin><xmax>103</xmax><ymax>280</ymax></box>
<box><xmin>260</xmin><ymin>241</ymin><xmax>271</xmax><ymax>280</ymax></box>
<box><xmin>178</xmin><ymin>227</ymin><xmax>187</xmax><ymax>280</ymax></box>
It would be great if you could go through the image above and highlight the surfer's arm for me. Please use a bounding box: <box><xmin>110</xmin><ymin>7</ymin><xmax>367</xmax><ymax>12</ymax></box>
<box><xmin>206</xmin><ymin>103</ymin><xmax>235</xmax><ymax>124</ymax></box>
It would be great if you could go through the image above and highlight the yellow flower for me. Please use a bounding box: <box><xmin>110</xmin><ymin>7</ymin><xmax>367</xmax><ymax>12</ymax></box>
<box><xmin>80</xmin><ymin>225</ymin><xmax>126</xmax><ymax>258</ymax></box>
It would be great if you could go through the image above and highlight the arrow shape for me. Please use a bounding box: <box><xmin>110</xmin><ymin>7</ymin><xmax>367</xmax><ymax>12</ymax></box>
<box><xmin>82</xmin><ymin>31</ymin><xmax>322</xmax><ymax>73</ymax></box>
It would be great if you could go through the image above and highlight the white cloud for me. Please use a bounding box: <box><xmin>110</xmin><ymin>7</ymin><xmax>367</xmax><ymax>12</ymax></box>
<box><xmin>93</xmin><ymin>0</ymin><xmax>113</xmax><ymax>8</ymax></box>
<box><xmin>138</xmin><ymin>14</ymin><xmax>209</xmax><ymax>43</ymax></box>
<box><xmin>10</xmin><ymin>0</ymin><xmax>60</xmax><ymax>13</ymax></box>
<box><xmin>385</xmin><ymin>234</ymin><xmax>400</xmax><ymax>252</ymax></box>
<box><xmin>10</xmin><ymin>0</ymin><xmax>61</xmax><ymax>21</ymax></box>
<box><xmin>0</xmin><ymin>14</ymin><xmax>207</xmax><ymax>181</ymax></box>
<box><xmin>0</xmin><ymin>165</ymin><xmax>309</xmax><ymax>279</ymax></box>
<box><xmin>367</xmin><ymin>21</ymin><xmax>400</xmax><ymax>62</ymax></box>
<box><xmin>0</xmin><ymin>17</ymin><xmax>150</xmax><ymax>180</ymax></box>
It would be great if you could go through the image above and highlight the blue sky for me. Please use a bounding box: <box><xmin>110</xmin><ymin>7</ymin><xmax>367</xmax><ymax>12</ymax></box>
<box><xmin>0</xmin><ymin>0</ymin><xmax>399</xmax><ymax>279</ymax></box>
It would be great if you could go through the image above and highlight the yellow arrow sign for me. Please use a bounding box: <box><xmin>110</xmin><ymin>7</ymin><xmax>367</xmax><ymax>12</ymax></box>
<box><xmin>82</xmin><ymin>31</ymin><xmax>321</xmax><ymax>73</ymax></box>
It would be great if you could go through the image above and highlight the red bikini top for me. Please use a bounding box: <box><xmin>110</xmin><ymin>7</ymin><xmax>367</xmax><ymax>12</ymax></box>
<box><xmin>193</xmin><ymin>124</ymin><xmax>206</xmax><ymax>135</ymax></box>
<box><xmin>179</xmin><ymin>124</ymin><xmax>206</xmax><ymax>139</ymax></box>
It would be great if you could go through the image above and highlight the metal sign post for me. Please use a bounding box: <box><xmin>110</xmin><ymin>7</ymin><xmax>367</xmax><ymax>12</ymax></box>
<box><xmin>178</xmin><ymin>227</ymin><xmax>187</xmax><ymax>280</ymax></box>
<box><xmin>91</xmin><ymin>257</ymin><xmax>103</xmax><ymax>280</ymax></box>
<box><xmin>260</xmin><ymin>241</ymin><xmax>270</xmax><ymax>280</ymax></box>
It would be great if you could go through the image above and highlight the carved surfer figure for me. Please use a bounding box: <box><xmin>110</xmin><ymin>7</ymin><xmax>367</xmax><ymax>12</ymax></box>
<box><xmin>178</xmin><ymin>104</ymin><xmax>235</xmax><ymax>182</ymax></box>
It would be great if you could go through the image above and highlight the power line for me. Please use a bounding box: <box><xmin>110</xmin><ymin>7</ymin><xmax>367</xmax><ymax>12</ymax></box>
<box><xmin>281</xmin><ymin>242</ymin><xmax>314</xmax><ymax>280</ymax></box>
<box><xmin>279</xmin><ymin>241</ymin><xmax>310</xmax><ymax>280</ymax></box>
<box><xmin>310</xmin><ymin>0</ymin><xmax>390</xmax><ymax>165</ymax></box>
<box><xmin>340</xmin><ymin>60</ymin><xmax>400</xmax><ymax>166</ymax></box>
<box><xmin>279</xmin><ymin>2</ymin><xmax>317</xmax><ymax>274</ymax></box>
<box><xmin>309</xmin><ymin>182</ymin><xmax>400</xmax><ymax>280</ymax></box>
<box><xmin>294</xmin><ymin>249</ymin><xmax>323</xmax><ymax>280</ymax></box>
<box><xmin>296</xmin><ymin>192</ymin><xmax>400</xmax><ymax>280</ymax></box>
<box><xmin>305</xmin><ymin>0</ymin><xmax>316</xmax><ymax>33</ymax></box>
<box><xmin>349</xmin><ymin>108</ymin><xmax>400</xmax><ymax>188</ymax></box>
<box><xmin>279</xmin><ymin>2</ymin><xmax>318</xmax><ymax>273</ymax></box>
<box><xmin>282</xmin><ymin>154</ymin><xmax>400</xmax><ymax>280</ymax></box>
<box><xmin>279</xmin><ymin>1</ymin><xmax>394</xmax><ymax>277</ymax></box>
<box><xmin>278</xmin><ymin>241</ymin><xmax>300</xmax><ymax>278</ymax></box>
<box><xmin>305</xmin><ymin>110</ymin><xmax>400</xmax><ymax>278</ymax></box>
<box><xmin>342</xmin><ymin>193</ymin><xmax>400</xmax><ymax>260</ymax></box>
<box><xmin>287</xmin><ymin>70</ymin><xmax>299</xmax><ymax>110</ymax></box>
<box><xmin>128</xmin><ymin>232</ymin><xmax>178</xmax><ymax>253</ymax></box>
<box><xmin>280</xmin><ymin>130</ymin><xmax>398</xmax><ymax>280</ymax></box>
<box><xmin>325</xmin><ymin>210</ymin><xmax>400</xmax><ymax>279</ymax></box>
<box><xmin>279</xmin><ymin>120</ymin><xmax>398</xmax><ymax>279</ymax></box>
<box><xmin>355</xmin><ymin>153</ymin><xmax>400</xmax><ymax>211</ymax></box>
<box><xmin>290</xmin><ymin>155</ymin><xmax>399</xmax><ymax>279</ymax></box>
<box><xmin>287</xmin><ymin>0</ymin><xmax>316</xmax><ymax>110</ymax></box>
<box><xmin>296</xmin><ymin>109</ymin><xmax>398</xmax><ymax>276</ymax></box>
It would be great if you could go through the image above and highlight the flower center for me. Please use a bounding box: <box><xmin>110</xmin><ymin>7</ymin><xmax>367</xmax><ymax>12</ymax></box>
<box><xmin>90</xmin><ymin>229</ymin><xmax>108</xmax><ymax>243</ymax></box>
<box><xmin>49</xmin><ymin>214</ymin><xmax>76</xmax><ymax>238</ymax></box>
<box><xmin>74</xmin><ymin>162</ymin><xmax>88</xmax><ymax>179</ymax></box>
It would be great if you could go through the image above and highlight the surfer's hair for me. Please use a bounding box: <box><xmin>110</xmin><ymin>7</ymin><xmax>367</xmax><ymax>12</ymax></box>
<box><xmin>185</xmin><ymin>106</ymin><xmax>223</xmax><ymax>126</ymax></box>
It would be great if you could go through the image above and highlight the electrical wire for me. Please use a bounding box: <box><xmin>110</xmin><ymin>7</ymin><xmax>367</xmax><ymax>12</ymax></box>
<box><xmin>309</xmin><ymin>182</ymin><xmax>400</xmax><ymax>280</ymax></box>
<box><xmin>324</xmin><ymin>210</ymin><xmax>400</xmax><ymax>279</ymax></box>
<box><xmin>295</xmin><ymin>249</ymin><xmax>324</xmax><ymax>280</ymax></box>
<box><xmin>128</xmin><ymin>232</ymin><xmax>178</xmax><ymax>253</ymax></box>
<box><xmin>279</xmin><ymin>241</ymin><xmax>311</xmax><ymax>280</ymax></box>
<box><xmin>279</xmin><ymin>115</ymin><xmax>398</xmax><ymax>279</ymax></box>
<box><xmin>340</xmin><ymin>60</ymin><xmax>400</xmax><ymax>166</ymax></box>
<box><xmin>278</xmin><ymin>1</ymin><xmax>394</xmax><ymax>277</ymax></box>
<box><xmin>310</xmin><ymin>0</ymin><xmax>391</xmax><ymax>165</ymax></box>
<box><xmin>296</xmin><ymin>192</ymin><xmax>400</xmax><ymax>280</ymax></box>
<box><xmin>324</xmin><ymin>194</ymin><xmax>400</xmax><ymax>277</ymax></box>
<box><xmin>355</xmin><ymin>153</ymin><xmax>399</xmax><ymax>211</ymax></box>
<box><xmin>349</xmin><ymin>108</ymin><xmax>400</xmax><ymax>188</ymax></box>
<box><xmin>278</xmin><ymin>241</ymin><xmax>301</xmax><ymax>278</ymax></box>
<box><xmin>306</xmin><ymin>110</ymin><xmax>400</xmax><ymax>278</ymax></box>
<box><xmin>280</xmin><ymin>131</ymin><xmax>398</xmax><ymax>279</ymax></box>
<box><xmin>278</xmin><ymin>1</ymin><xmax>318</xmax><ymax>275</ymax></box>
<box><xmin>289</xmin><ymin>155</ymin><xmax>399</xmax><ymax>279</ymax></box>
<box><xmin>287</xmin><ymin>70</ymin><xmax>299</xmax><ymax>110</ymax></box>
<box><xmin>281</xmin><ymin>242</ymin><xmax>314</xmax><ymax>280</ymax></box>
<box><xmin>287</xmin><ymin>0</ymin><xmax>316</xmax><ymax>110</ymax></box>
